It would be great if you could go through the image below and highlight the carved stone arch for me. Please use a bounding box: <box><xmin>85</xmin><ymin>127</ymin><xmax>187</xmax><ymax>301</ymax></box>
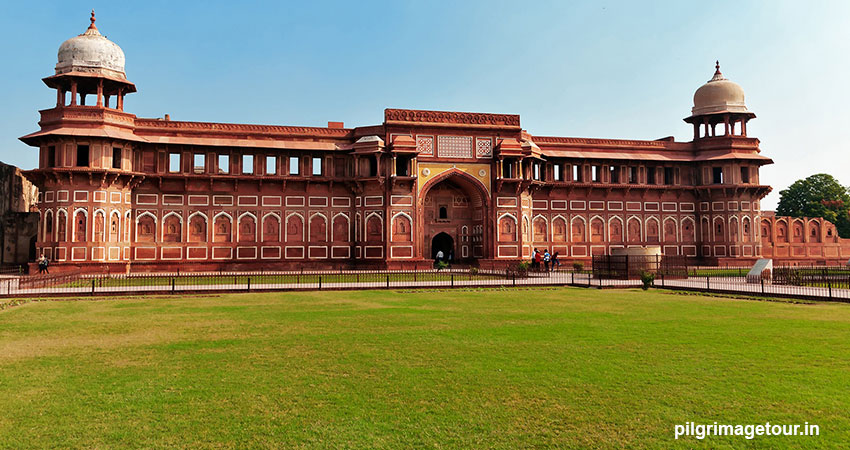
<box><xmin>161</xmin><ymin>211</ymin><xmax>183</xmax><ymax>243</ymax></box>
<box><xmin>135</xmin><ymin>211</ymin><xmax>157</xmax><ymax>243</ymax></box>
<box><xmin>589</xmin><ymin>215</ymin><xmax>605</xmax><ymax>243</ymax></box>
<box><xmin>791</xmin><ymin>218</ymin><xmax>805</xmax><ymax>243</ymax></box>
<box><xmin>775</xmin><ymin>218</ymin><xmax>789</xmax><ymax>243</ymax></box>
<box><xmin>645</xmin><ymin>216</ymin><xmax>660</xmax><ymax>244</ymax></box>
<box><xmin>365</xmin><ymin>212</ymin><xmax>383</xmax><ymax>242</ymax></box>
<box><xmin>626</xmin><ymin>215</ymin><xmax>642</xmax><ymax>243</ymax></box>
<box><xmin>681</xmin><ymin>216</ymin><xmax>696</xmax><ymax>243</ymax></box>
<box><xmin>57</xmin><ymin>208</ymin><xmax>68</xmax><ymax>242</ymax></box>
<box><xmin>571</xmin><ymin>215</ymin><xmax>587</xmax><ymax>243</ymax></box>
<box><xmin>332</xmin><ymin>212</ymin><xmax>350</xmax><ymax>242</ymax></box>
<box><xmin>261</xmin><ymin>212</ymin><xmax>281</xmax><ymax>242</ymax></box>
<box><xmin>213</xmin><ymin>211</ymin><xmax>233</xmax><ymax>243</ymax></box>
<box><xmin>807</xmin><ymin>218</ymin><xmax>821</xmax><ymax>243</ymax></box>
<box><xmin>522</xmin><ymin>215</ymin><xmax>530</xmax><ymax>241</ymax></box>
<box><xmin>728</xmin><ymin>216</ymin><xmax>740</xmax><ymax>242</ymax></box>
<box><xmin>662</xmin><ymin>217</ymin><xmax>677</xmax><ymax>243</ymax></box>
<box><xmin>123</xmin><ymin>210</ymin><xmax>131</xmax><ymax>242</ymax></box>
<box><xmin>237</xmin><ymin>211</ymin><xmax>257</xmax><ymax>242</ymax></box>
<box><xmin>188</xmin><ymin>211</ymin><xmax>209</xmax><ymax>243</ymax></box>
<box><xmin>713</xmin><ymin>216</ymin><xmax>726</xmax><ymax>241</ymax></box>
<box><xmin>43</xmin><ymin>209</ymin><xmax>54</xmax><ymax>242</ymax></box>
<box><xmin>354</xmin><ymin>212</ymin><xmax>362</xmax><ymax>242</ymax></box>
<box><xmin>742</xmin><ymin>216</ymin><xmax>753</xmax><ymax>243</ymax></box>
<box><xmin>73</xmin><ymin>207</ymin><xmax>89</xmax><ymax>243</ymax></box>
<box><xmin>551</xmin><ymin>215</ymin><xmax>567</xmax><ymax>243</ymax></box>
<box><xmin>391</xmin><ymin>212</ymin><xmax>413</xmax><ymax>242</ymax></box>
<box><xmin>93</xmin><ymin>208</ymin><xmax>106</xmax><ymax>243</ymax></box>
<box><xmin>109</xmin><ymin>210</ymin><xmax>121</xmax><ymax>242</ymax></box>
<box><xmin>532</xmin><ymin>214</ymin><xmax>548</xmax><ymax>242</ymax></box>
<box><xmin>285</xmin><ymin>212</ymin><xmax>304</xmax><ymax>243</ymax></box>
<box><xmin>608</xmin><ymin>215</ymin><xmax>624</xmax><ymax>243</ymax></box>
<box><xmin>498</xmin><ymin>213</ymin><xmax>518</xmax><ymax>242</ymax></box>
<box><xmin>700</xmin><ymin>216</ymin><xmax>711</xmax><ymax>242</ymax></box>
<box><xmin>309</xmin><ymin>212</ymin><xmax>328</xmax><ymax>243</ymax></box>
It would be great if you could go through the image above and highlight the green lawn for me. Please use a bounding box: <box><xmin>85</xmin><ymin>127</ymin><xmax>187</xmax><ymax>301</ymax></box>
<box><xmin>0</xmin><ymin>288</ymin><xmax>846</xmax><ymax>448</ymax></box>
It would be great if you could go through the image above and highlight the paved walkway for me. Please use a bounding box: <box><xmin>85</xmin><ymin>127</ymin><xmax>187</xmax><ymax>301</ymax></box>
<box><xmin>3</xmin><ymin>271</ymin><xmax>849</xmax><ymax>302</ymax></box>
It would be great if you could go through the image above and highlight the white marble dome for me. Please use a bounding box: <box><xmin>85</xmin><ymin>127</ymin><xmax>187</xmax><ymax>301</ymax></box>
<box><xmin>692</xmin><ymin>62</ymin><xmax>749</xmax><ymax>116</ymax></box>
<box><xmin>55</xmin><ymin>12</ymin><xmax>126</xmax><ymax>80</ymax></box>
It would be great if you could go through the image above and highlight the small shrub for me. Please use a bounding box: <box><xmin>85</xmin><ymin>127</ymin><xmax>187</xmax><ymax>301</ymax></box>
<box><xmin>468</xmin><ymin>267</ymin><xmax>479</xmax><ymax>276</ymax></box>
<box><xmin>436</xmin><ymin>260</ymin><xmax>449</xmax><ymax>271</ymax></box>
<box><xmin>639</xmin><ymin>271</ymin><xmax>655</xmax><ymax>290</ymax></box>
<box><xmin>572</xmin><ymin>262</ymin><xmax>584</xmax><ymax>272</ymax></box>
<box><xmin>517</xmin><ymin>261</ymin><xmax>530</xmax><ymax>272</ymax></box>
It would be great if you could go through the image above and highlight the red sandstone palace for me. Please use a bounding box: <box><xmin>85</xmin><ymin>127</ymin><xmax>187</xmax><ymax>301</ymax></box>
<box><xmin>21</xmin><ymin>14</ymin><xmax>850</xmax><ymax>272</ymax></box>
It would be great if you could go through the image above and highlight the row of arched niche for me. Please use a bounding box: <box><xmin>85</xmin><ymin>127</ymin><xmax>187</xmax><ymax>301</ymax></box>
<box><xmin>497</xmin><ymin>214</ymin><xmax>761</xmax><ymax>244</ymax></box>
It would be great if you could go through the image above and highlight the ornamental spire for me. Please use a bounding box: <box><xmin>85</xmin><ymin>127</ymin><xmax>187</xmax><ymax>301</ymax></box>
<box><xmin>82</xmin><ymin>9</ymin><xmax>101</xmax><ymax>36</ymax></box>
<box><xmin>709</xmin><ymin>60</ymin><xmax>726</xmax><ymax>82</ymax></box>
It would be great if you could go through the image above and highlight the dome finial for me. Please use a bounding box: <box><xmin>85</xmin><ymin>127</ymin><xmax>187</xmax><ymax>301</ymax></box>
<box><xmin>715</xmin><ymin>60</ymin><xmax>721</xmax><ymax>75</ymax></box>
<box><xmin>89</xmin><ymin>9</ymin><xmax>97</xmax><ymax>30</ymax></box>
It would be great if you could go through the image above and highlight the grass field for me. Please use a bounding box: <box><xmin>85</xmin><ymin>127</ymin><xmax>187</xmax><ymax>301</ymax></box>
<box><xmin>1</xmin><ymin>288</ymin><xmax>847</xmax><ymax>448</ymax></box>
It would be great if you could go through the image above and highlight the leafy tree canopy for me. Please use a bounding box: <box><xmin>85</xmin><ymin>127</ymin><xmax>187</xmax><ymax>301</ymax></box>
<box><xmin>776</xmin><ymin>174</ymin><xmax>850</xmax><ymax>237</ymax></box>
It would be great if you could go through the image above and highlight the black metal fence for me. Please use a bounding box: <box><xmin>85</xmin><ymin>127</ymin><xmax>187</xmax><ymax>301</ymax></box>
<box><xmin>3</xmin><ymin>265</ymin><xmax>850</xmax><ymax>303</ymax></box>
<box><xmin>592</xmin><ymin>255</ymin><xmax>690</xmax><ymax>279</ymax></box>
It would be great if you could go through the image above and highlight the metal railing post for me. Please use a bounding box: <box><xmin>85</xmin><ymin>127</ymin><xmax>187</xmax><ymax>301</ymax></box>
<box><xmin>451</xmin><ymin>274</ymin><xmax>454</xmax><ymax>287</ymax></box>
<box><xmin>247</xmin><ymin>276</ymin><xmax>251</xmax><ymax>292</ymax></box>
<box><xmin>761</xmin><ymin>277</ymin><xmax>765</xmax><ymax>295</ymax></box>
<box><xmin>91</xmin><ymin>279</ymin><xmax>95</xmax><ymax>296</ymax></box>
<box><xmin>828</xmin><ymin>279</ymin><xmax>832</xmax><ymax>300</ymax></box>
<box><xmin>386</xmin><ymin>275</ymin><xmax>390</xmax><ymax>288</ymax></box>
<box><xmin>318</xmin><ymin>275</ymin><xmax>322</xmax><ymax>290</ymax></box>
<box><xmin>706</xmin><ymin>275</ymin><xmax>710</xmax><ymax>290</ymax></box>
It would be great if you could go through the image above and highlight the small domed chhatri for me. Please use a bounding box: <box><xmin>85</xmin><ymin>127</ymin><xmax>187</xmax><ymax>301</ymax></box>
<box><xmin>691</xmin><ymin>61</ymin><xmax>749</xmax><ymax>116</ymax></box>
<box><xmin>684</xmin><ymin>61</ymin><xmax>755</xmax><ymax>139</ymax></box>
<box><xmin>56</xmin><ymin>10</ymin><xmax>126</xmax><ymax>80</ymax></box>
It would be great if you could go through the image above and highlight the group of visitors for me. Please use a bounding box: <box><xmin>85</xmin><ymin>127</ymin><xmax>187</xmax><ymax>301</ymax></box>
<box><xmin>37</xmin><ymin>254</ymin><xmax>50</xmax><ymax>274</ymax></box>
<box><xmin>531</xmin><ymin>248</ymin><xmax>560</xmax><ymax>272</ymax></box>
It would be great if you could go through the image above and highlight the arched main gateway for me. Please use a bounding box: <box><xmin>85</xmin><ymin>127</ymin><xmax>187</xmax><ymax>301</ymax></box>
<box><xmin>419</xmin><ymin>172</ymin><xmax>489</xmax><ymax>261</ymax></box>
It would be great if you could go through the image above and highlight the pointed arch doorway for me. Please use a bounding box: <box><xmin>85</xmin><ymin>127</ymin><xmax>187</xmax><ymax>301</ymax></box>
<box><xmin>419</xmin><ymin>171</ymin><xmax>490</xmax><ymax>261</ymax></box>
<box><xmin>431</xmin><ymin>232</ymin><xmax>454</xmax><ymax>260</ymax></box>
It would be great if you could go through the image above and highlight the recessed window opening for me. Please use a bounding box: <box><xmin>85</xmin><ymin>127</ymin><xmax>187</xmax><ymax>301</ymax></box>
<box><xmin>168</xmin><ymin>153</ymin><xmax>181</xmax><ymax>173</ymax></box>
<box><xmin>312</xmin><ymin>157</ymin><xmax>322</xmax><ymax>176</ymax></box>
<box><xmin>664</xmin><ymin>167</ymin><xmax>674</xmax><ymax>185</ymax></box>
<box><xmin>76</xmin><ymin>145</ymin><xmax>89</xmax><ymax>167</ymax></box>
<box><xmin>266</xmin><ymin>156</ymin><xmax>276</xmax><ymax>175</ymax></box>
<box><xmin>712</xmin><ymin>167</ymin><xmax>724</xmax><ymax>184</ymax></box>
<box><xmin>289</xmin><ymin>156</ymin><xmax>299</xmax><ymax>175</ymax></box>
<box><xmin>218</xmin><ymin>154</ymin><xmax>230</xmax><ymax>174</ymax></box>
<box><xmin>112</xmin><ymin>148</ymin><xmax>122</xmax><ymax>169</ymax></box>
<box><xmin>242</xmin><ymin>154</ymin><xmax>254</xmax><ymax>174</ymax></box>
<box><xmin>193</xmin><ymin>153</ymin><xmax>205</xmax><ymax>173</ymax></box>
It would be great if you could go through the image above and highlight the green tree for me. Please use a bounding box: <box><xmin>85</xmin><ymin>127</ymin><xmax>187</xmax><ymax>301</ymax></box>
<box><xmin>776</xmin><ymin>174</ymin><xmax>850</xmax><ymax>238</ymax></box>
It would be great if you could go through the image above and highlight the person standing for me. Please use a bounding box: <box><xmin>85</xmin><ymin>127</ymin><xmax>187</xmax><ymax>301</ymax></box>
<box><xmin>534</xmin><ymin>249</ymin><xmax>543</xmax><ymax>272</ymax></box>
<box><xmin>531</xmin><ymin>248</ymin><xmax>539</xmax><ymax>271</ymax></box>
<box><xmin>37</xmin><ymin>254</ymin><xmax>46</xmax><ymax>274</ymax></box>
<box><xmin>552</xmin><ymin>252</ymin><xmax>561</xmax><ymax>271</ymax></box>
<box><xmin>543</xmin><ymin>249</ymin><xmax>551</xmax><ymax>272</ymax></box>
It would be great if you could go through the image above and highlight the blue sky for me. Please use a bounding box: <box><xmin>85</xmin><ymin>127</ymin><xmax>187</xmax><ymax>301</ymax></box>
<box><xmin>2</xmin><ymin>0</ymin><xmax>848</xmax><ymax>210</ymax></box>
